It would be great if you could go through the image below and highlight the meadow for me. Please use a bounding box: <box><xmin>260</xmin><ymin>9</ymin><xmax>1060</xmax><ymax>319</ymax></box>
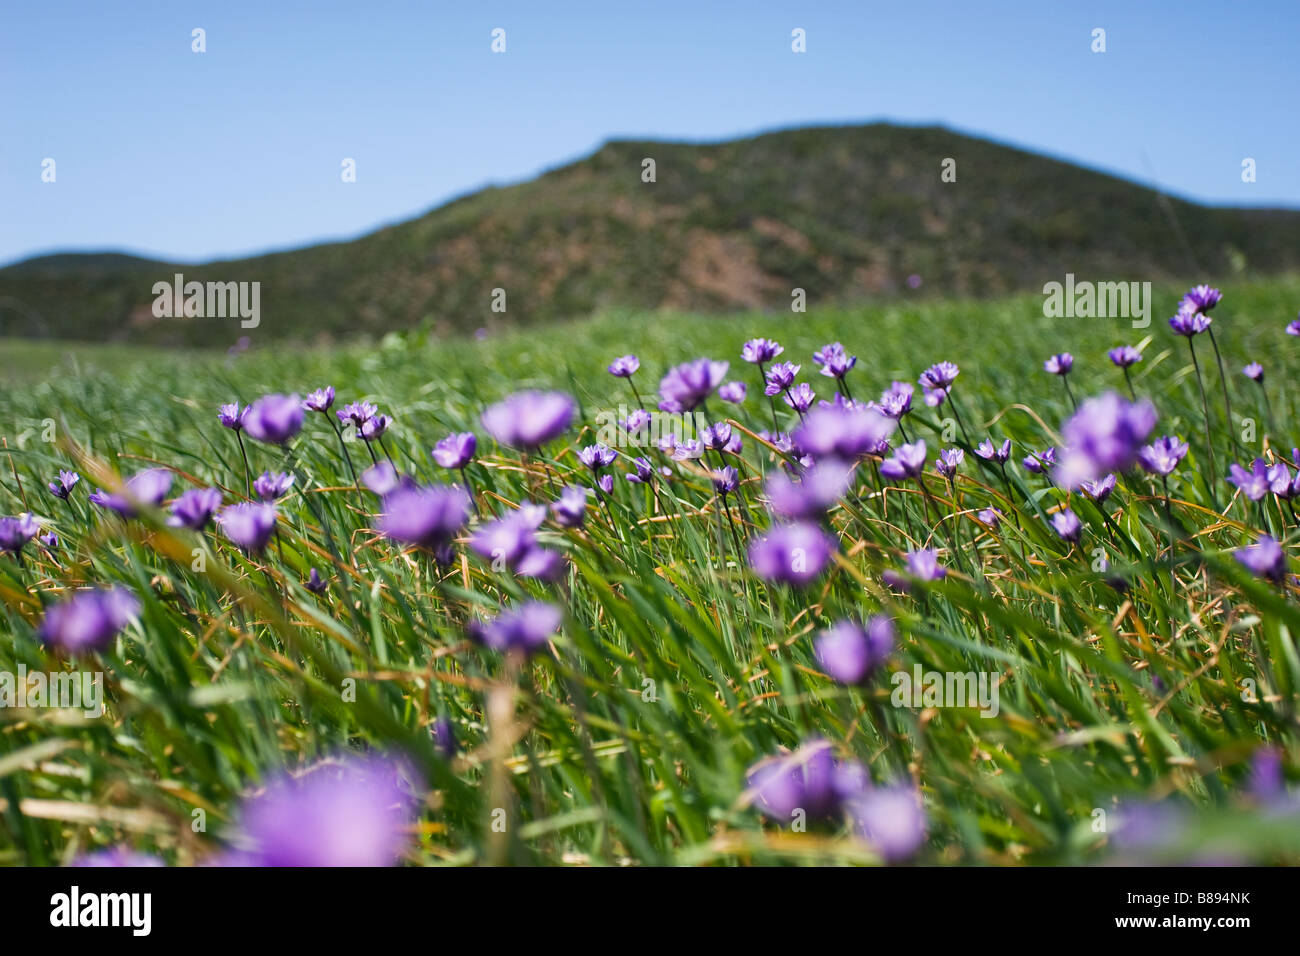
<box><xmin>3</xmin><ymin>274</ymin><xmax>1300</xmax><ymax>866</ymax></box>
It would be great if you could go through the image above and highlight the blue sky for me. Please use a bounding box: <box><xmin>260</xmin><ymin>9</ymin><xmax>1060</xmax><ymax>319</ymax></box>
<box><xmin>2</xmin><ymin>0</ymin><xmax>1297</xmax><ymax>266</ymax></box>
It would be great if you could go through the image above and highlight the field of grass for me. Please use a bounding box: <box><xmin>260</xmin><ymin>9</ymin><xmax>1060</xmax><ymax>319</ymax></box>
<box><xmin>3</xmin><ymin>275</ymin><xmax>1300</xmax><ymax>866</ymax></box>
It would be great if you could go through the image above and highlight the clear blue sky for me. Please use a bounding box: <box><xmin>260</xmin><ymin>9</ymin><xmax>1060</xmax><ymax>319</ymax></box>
<box><xmin>2</xmin><ymin>0</ymin><xmax>1297</xmax><ymax>267</ymax></box>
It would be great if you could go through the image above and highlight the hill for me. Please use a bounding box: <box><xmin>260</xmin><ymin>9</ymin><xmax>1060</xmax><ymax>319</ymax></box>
<box><xmin>4</xmin><ymin>123</ymin><xmax>1300</xmax><ymax>347</ymax></box>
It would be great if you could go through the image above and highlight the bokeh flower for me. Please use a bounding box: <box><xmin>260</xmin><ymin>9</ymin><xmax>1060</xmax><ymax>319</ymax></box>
<box><xmin>38</xmin><ymin>587</ymin><xmax>140</xmax><ymax>654</ymax></box>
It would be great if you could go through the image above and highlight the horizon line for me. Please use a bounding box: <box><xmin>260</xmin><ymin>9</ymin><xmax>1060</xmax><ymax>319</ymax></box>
<box><xmin>4</xmin><ymin>117</ymin><xmax>1296</xmax><ymax>272</ymax></box>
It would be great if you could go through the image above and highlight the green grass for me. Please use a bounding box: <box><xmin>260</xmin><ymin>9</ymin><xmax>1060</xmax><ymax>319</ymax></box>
<box><xmin>2</xmin><ymin>275</ymin><xmax>1300</xmax><ymax>865</ymax></box>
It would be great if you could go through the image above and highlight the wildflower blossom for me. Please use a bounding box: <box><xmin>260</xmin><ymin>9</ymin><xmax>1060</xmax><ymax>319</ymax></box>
<box><xmin>253</xmin><ymin>471</ymin><xmax>294</xmax><ymax>501</ymax></box>
<box><xmin>0</xmin><ymin>514</ymin><xmax>39</xmax><ymax>554</ymax></box>
<box><xmin>551</xmin><ymin>485</ymin><xmax>588</xmax><ymax>528</ymax></box>
<box><xmin>38</xmin><ymin>588</ymin><xmax>140</xmax><ymax>654</ymax></box>
<box><xmin>1050</xmin><ymin>508</ymin><xmax>1082</xmax><ymax>543</ymax></box>
<box><xmin>432</xmin><ymin>432</ymin><xmax>476</xmax><ymax>470</ymax></box>
<box><xmin>659</xmin><ymin>359</ymin><xmax>729</xmax><ymax>411</ymax></box>
<box><xmin>469</xmin><ymin>601</ymin><xmax>562</xmax><ymax>657</ymax></box>
<box><xmin>1235</xmin><ymin>534</ymin><xmax>1286</xmax><ymax>582</ymax></box>
<box><xmin>218</xmin><ymin>502</ymin><xmax>280</xmax><ymax>553</ymax></box>
<box><xmin>48</xmin><ymin>469</ymin><xmax>80</xmax><ymax>499</ymax></box>
<box><xmin>1044</xmin><ymin>353</ymin><xmax>1073</xmax><ymax>375</ymax></box>
<box><xmin>815</xmin><ymin>617</ymin><xmax>894</xmax><ymax>685</ymax></box>
<box><xmin>1055</xmin><ymin>392</ymin><xmax>1157</xmax><ymax>487</ymax></box>
<box><xmin>849</xmin><ymin>785</ymin><xmax>927</xmax><ymax>862</ymax></box>
<box><xmin>303</xmin><ymin>387</ymin><xmax>335</xmax><ymax>413</ymax></box>
<box><xmin>1138</xmin><ymin>436</ymin><xmax>1189</xmax><ymax>476</ymax></box>
<box><xmin>746</xmin><ymin>739</ymin><xmax>866</xmax><ymax>823</ymax></box>
<box><xmin>169</xmin><ymin>487</ymin><xmax>223</xmax><ymax>530</ymax></box>
<box><xmin>763</xmin><ymin>362</ymin><xmax>801</xmax><ymax>396</ymax></box>
<box><xmin>719</xmin><ymin>381</ymin><xmax>747</xmax><ymax>403</ymax></box>
<box><xmin>742</xmin><ymin>338</ymin><xmax>784</xmax><ymax>363</ymax></box>
<box><xmin>748</xmin><ymin>522</ymin><xmax>836</xmax><ymax>586</ymax></box>
<box><xmin>1228</xmin><ymin>459</ymin><xmax>1272</xmax><ymax>501</ymax></box>
<box><xmin>607</xmin><ymin>354</ymin><xmax>640</xmax><ymax>378</ymax></box>
<box><xmin>481</xmin><ymin>391</ymin><xmax>575</xmax><ymax>449</ymax></box>
<box><xmin>236</xmin><ymin>754</ymin><xmax>418</xmax><ymax>867</ymax></box>
<box><xmin>879</xmin><ymin>441</ymin><xmax>927</xmax><ymax>481</ymax></box>
<box><xmin>1108</xmin><ymin>346</ymin><xmax>1143</xmax><ymax>368</ymax></box>
<box><xmin>242</xmin><ymin>394</ymin><xmax>305</xmax><ymax>445</ymax></box>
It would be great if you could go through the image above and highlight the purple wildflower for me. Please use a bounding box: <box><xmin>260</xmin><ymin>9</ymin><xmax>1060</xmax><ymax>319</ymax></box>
<box><xmin>793</xmin><ymin>405</ymin><xmax>895</xmax><ymax>460</ymax></box>
<box><xmin>237</xmin><ymin>754</ymin><xmax>418</xmax><ymax>867</ymax></box>
<box><xmin>1044</xmin><ymin>353</ymin><xmax>1073</xmax><ymax>376</ymax></box>
<box><xmin>659</xmin><ymin>359</ymin><xmax>729</xmax><ymax>412</ymax></box>
<box><xmin>935</xmin><ymin>447</ymin><xmax>964</xmax><ymax>479</ymax></box>
<box><xmin>746</xmin><ymin>740</ymin><xmax>866</xmax><ymax>824</ymax></box>
<box><xmin>849</xmin><ymin>785</ymin><xmax>927</xmax><ymax>862</ymax></box>
<box><xmin>48</xmin><ymin>470</ymin><xmax>80</xmax><ymax>500</ymax></box>
<box><xmin>219</xmin><ymin>402</ymin><xmax>247</xmax><ymax>430</ymax></box>
<box><xmin>578</xmin><ymin>443</ymin><xmax>617</xmax><ymax>471</ymax></box>
<box><xmin>765</xmin><ymin>458</ymin><xmax>853</xmax><ymax>520</ymax></box>
<box><xmin>919</xmin><ymin>361</ymin><xmax>959</xmax><ymax>391</ymax></box>
<box><xmin>432</xmin><ymin>432</ymin><xmax>476</xmax><ymax>470</ymax></box>
<box><xmin>303</xmin><ymin>387</ymin><xmax>336</xmax><ymax>413</ymax></box>
<box><xmin>1081</xmin><ymin>474</ymin><xmax>1117</xmax><ymax>502</ymax></box>
<box><xmin>742</xmin><ymin>338</ymin><xmax>784</xmax><ymax>364</ymax></box>
<box><xmin>625</xmin><ymin>456</ymin><xmax>656</xmax><ymax>484</ymax></box>
<box><xmin>814</xmin><ymin>342</ymin><xmax>857</xmax><ymax>379</ymax></box>
<box><xmin>1055</xmin><ymin>392</ymin><xmax>1157</xmax><ymax>487</ymax></box>
<box><xmin>1108</xmin><ymin>346</ymin><xmax>1143</xmax><ymax>368</ymax></box>
<box><xmin>1138</xmin><ymin>436</ymin><xmax>1189</xmax><ymax>476</ymax></box>
<box><xmin>378</xmin><ymin>485</ymin><xmax>470</xmax><ymax>551</ymax></box>
<box><xmin>242</xmin><ymin>394</ymin><xmax>305</xmax><ymax>445</ymax></box>
<box><xmin>469</xmin><ymin>601</ymin><xmax>562</xmax><ymax>657</ymax></box>
<box><xmin>815</xmin><ymin>617</ymin><xmax>894</xmax><ymax>685</ymax></box>
<box><xmin>783</xmin><ymin>382</ymin><xmax>816</xmax><ymax>412</ymax></box>
<box><xmin>1235</xmin><ymin>534</ymin><xmax>1286</xmax><ymax>582</ymax></box>
<box><xmin>1022</xmin><ymin>448</ymin><xmax>1056</xmax><ymax>474</ymax></box>
<box><xmin>217</xmin><ymin>502</ymin><xmax>280</xmax><ymax>553</ymax></box>
<box><xmin>878</xmin><ymin>381</ymin><xmax>914</xmax><ymax>420</ymax></box>
<box><xmin>38</xmin><ymin>587</ymin><xmax>140</xmax><ymax>655</ymax></box>
<box><xmin>879</xmin><ymin>441</ymin><xmax>928</xmax><ymax>481</ymax></box>
<box><xmin>1180</xmin><ymin>284</ymin><xmax>1222</xmax><ymax>314</ymax></box>
<box><xmin>975</xmin><ymin>439</ymin><xmax>1012</xmax><ymax>464</ymax></box>
<box><xmin>359</xmin><ymin>414</ymin><xmax>391</xmax><ymax>442</ymax></box>
<box><xmin>1169</xmin><ymin>307</ymin><xmax>1211</xmax><ymax>337</ymax></box>
<box><xmin>700</xmin><ymin>422</ymin><xmax>733</xmax><ymax>451</ymax></box>
<box><xmin>338</xmin><ymin>401</ymin><xmax>378</xmax><ymax>427</ymax></box>
<box><xmin>607</xmin><ymin>354</ymin><xmax>640</xmax><ymax>378</ymax></box>
<box><xmin>0</xmin><ymin>514</ymin><xmax>39</xmax><ymax>554</ymax></box>
<box><xmin>168</xmin><ymin>487</ymin><xmax>223</xmax><ymax>530</ymax></box>
<box><xmin>883</xmin><ymin>549</ymin><xmax>946</xmax><ymax>591</ymax></box>
<box><xmin>1050</xmin><ymin>508</ymin><xmax>1082</xmax><ymax>543</ymax></box>
<box><xmin>253</xmin><ymin>470</ymin><xmax>294</xmax><ymax>501</ymax></box>
<box><xmin>551</xmin><ymin>485</ymin><xmax>588</xmax><ymax>528</ymax></box>
<box><xmin>481</xmin><ymin>391</ymin><xmax>576</xmax><ymax>449</ymax></box>
<box><xmin>748</xmin><ymin>522</ymin><xmax>836</xmax><ymax>587</ymax></box>
<box><xmin>763</xmin><ymin>362</ymin><xmax>801</xmax><ymax>396</ymax></box>
<box><xmin>718</xmin><ymin>381</ymin><xmax>747</xmax><ymax>403</ymax></box>
<box><xmin>90</xmin><ymin>468</ymin><xmax>173</xmax><ymax>517</ymax></box>
<box><xmin>1228</xmin><ymin>459</ymin><xmax>1272</xmax><ymax>501</ymax></box>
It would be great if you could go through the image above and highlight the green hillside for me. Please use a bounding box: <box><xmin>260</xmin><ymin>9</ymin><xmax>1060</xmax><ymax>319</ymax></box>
<box><xmin>4</xmin><ymin>123</ymin><xmax>1300</xmax><ymax>348</ymax></box>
